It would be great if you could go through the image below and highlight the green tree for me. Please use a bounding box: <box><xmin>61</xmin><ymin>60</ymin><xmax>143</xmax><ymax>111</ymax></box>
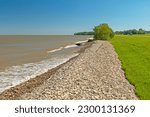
<box><xmin>138</xmin><ymin>28</ymin><xmax>145</xmax><ymax>34</ymax></box>
<box><xmin>93</xmin><ymin>23</ymin><xmax>114</xmax><ymax>40</ymax></box>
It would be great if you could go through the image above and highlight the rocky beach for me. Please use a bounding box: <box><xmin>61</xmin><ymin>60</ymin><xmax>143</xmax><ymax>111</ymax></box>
<box><xmin>0</xmin><ymin>40</ymin><xmax>138</xmax><ymax>100</ymax></box>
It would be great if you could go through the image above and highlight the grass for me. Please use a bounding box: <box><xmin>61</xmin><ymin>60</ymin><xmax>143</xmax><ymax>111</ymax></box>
<box><xmin>110</xmin><ymin>35</ymin><xmax>150</xmax><ymax>100</ymax></box>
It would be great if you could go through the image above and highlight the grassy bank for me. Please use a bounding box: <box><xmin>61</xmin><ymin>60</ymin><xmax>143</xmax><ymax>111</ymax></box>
<box><xmin>110</xmin><ymin>35</ymin><xmax>150</xmax><ymax>99</ymax></box>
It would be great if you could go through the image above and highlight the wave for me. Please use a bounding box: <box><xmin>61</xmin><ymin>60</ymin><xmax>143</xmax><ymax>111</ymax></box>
<box><xmin>47</xmin><ymin>47</ymin><xmax>64</xmax><ymax>53</ymax></box>
<box><xmin>47</xmin><ymin>44</ymin><xmax>78</xmax><ymax>54</ymax></box>
<box><xmin>64</xmin><ymin>44</ymin><xmax>78</xmax><ymax>49</ymax></box>
<box><xmin>87</xmin><ymin>37</ymin><xmax>94</xmax><ymax>40</ymax></box>
<box><xmin>75</xmin><ymin>40</ymin><xmax>88</xmax><ymax>44</ymax></box>
<box><xmin>47</xmin><ymin>38</ymin><xmax>91</xmax><ymax>54</ymax></box>
<box><xmin>0</xmin><ymin>54</ymin><xmax>78</xmax><ymax>93</ymax></box>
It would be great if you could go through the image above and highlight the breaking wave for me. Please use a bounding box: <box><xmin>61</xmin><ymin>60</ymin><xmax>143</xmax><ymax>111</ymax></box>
<box><xmin>0</xmin><ymin>54</ymin><xmax>78</xmax><ymax>93</ymax></box>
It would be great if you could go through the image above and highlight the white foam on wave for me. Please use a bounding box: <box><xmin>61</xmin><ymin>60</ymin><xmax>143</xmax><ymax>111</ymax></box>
<box><xmin>64</xmin><ymin>44</ymin><xmax>78</xmax><ymax>49</ymax></box>
<box><xmin>47</xmin><ymin>47</ymin><xmax>63</xmax><ymax>53</ymax></box>
<box><xmin>0</xmin><ymin>54</ymin><xmax>78</xmax><ymax>93</ymax></box>
<box><xmin>87</xmin><ymin>37</ymin><xmax>94</xmax><ymax>40</ymax></box>
<box><xmin>47</xmin><ymin>44</ymin><xmax>78</xmax><ymax>53</ymax></box>
<box><xmin>75</xmin><ymin>40</ymin><xmax>88</xmax><ymax>44</ymax></box>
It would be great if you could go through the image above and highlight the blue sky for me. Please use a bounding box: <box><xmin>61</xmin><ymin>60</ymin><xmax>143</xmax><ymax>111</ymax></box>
<box><xmin>0</xmin><ymin>0</ymin><xmax>150</xmax><ymax>35</ymax></box>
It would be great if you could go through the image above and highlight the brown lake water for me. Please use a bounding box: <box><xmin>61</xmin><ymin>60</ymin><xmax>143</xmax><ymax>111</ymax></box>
<box><xmin>0</xmin><ymin>35</ymin><xmax>92</xmax><ymax>93</ymax></box>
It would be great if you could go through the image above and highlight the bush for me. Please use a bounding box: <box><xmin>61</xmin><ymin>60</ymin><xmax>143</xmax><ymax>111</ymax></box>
<box><xmin>93</xmin><ymin>23</ymin><xmax>114</xmax><ymax>40</ymax></box>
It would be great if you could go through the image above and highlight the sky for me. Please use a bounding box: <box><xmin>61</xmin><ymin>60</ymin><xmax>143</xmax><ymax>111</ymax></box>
<box><xmin>0</xmin><ymin>0</ymin><xmax>150</xmax><ymax>35</ymax></box>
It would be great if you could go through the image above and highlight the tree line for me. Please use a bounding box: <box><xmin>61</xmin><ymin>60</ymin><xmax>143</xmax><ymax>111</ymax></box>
<box><xmin>74</xmin><ymin>28</ymin><xmax>150</xmax><ymax>35</ymax></box>
<box><xmin>74</xmin><ymin>23</ymin><xmax>150</xmax><ymax>40</ymax></box>
<box><xmin>115</xmin><ymin>29</ymin><xmax>150</xmax><ymax>35</ymax></box>
<box><xmin>74</xmin><ymin>31</ymin><xmax>94</xmax><ymax>35</ymax></box>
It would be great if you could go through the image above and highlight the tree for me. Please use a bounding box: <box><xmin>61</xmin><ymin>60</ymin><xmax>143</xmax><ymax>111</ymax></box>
<box><xmin>138</xmin><ymin>28</ymin><xmax>145</xmax><ymax>34</ymax></box>
<box><xmin>132</xmin><ymin>29</ymin><xmax>138</xmax><ymax>34</ymax></box>
<box><xmin>93</xmin><ymin>23</ymin><xmax>114</xmax><ymax>40</ymax></box>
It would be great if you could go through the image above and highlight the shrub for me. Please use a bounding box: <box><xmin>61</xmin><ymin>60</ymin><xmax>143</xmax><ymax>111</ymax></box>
<box><xmin>93</xmin><ymin>23</ymin><xmax>114</xmax><ymax>40</ymax></box>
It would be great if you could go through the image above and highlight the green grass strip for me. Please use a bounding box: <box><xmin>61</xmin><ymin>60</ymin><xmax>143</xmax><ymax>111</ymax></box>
<box><xmin>110</xmin><ymin>35</ymin><xmax>150</xmax><ymax>99</ymax></box>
